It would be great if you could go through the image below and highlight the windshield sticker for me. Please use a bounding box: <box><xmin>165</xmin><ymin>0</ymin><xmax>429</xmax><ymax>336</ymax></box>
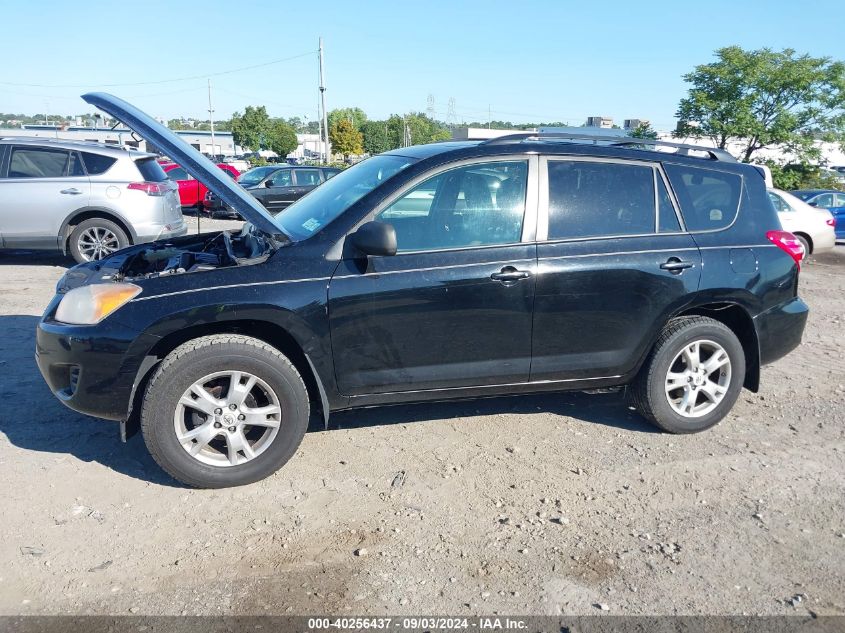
<box><xmin>302</xmin><ymin>218</ymin><xmax>321</xmax><ymax>232</ymax></box>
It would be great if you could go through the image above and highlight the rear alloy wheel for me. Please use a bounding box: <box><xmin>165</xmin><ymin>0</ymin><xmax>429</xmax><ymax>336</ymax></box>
<box><xmin>141</xmin><ymin>334</ymin><xmax>310</xmax><ymax>488</ymax></box>
<box><xmin>795</xmin><ymin>234</ymin><xmax>811</xmax><ymax>258</ymax></box>
<box><xmin>69</xmin><ymin>218</ymin><xmax>129</xmax><ymax>263</ymax></box>
<box><xmin>630</xmin><ymin>316</ymin><xmax>745</xmax><ymax>433</ymax></box>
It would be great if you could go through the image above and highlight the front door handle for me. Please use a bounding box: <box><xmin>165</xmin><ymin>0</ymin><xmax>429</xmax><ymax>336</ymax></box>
<box><xmin>60</xmin><ymin>188</ymin><xmax>82</xmax><ymax>195</ymax></box>
<box><xmin>491</xmin><ymin>266</ymin><xmax>532</xmax><ymax>282</ymax></box>
<box><xmin>660</xmin><ymin>257</ymin><xmax>695</xmax><ymax>274</ymax></box>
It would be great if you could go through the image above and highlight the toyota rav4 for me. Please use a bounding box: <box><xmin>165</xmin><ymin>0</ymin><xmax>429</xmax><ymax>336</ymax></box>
<box><xmin>36</xmin><ymin>93</ymin><xmax>809</xmax><ymax>488</ymax></box>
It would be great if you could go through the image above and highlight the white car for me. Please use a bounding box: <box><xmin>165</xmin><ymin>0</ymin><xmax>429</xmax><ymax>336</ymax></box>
<box><xmin>768</xmin><ymin>188</ymin><xmax>836</xmax><ymax>256</ymax></box>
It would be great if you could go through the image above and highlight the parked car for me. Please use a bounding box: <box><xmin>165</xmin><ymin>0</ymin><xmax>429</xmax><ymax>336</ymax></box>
<box><xmin>204</xmin><ymin>164</ymin><xmax>341</xmax><ymax>218</ymax></box>
<box><xmin>162</xmin><ymin>161</ymin><xmax>239</xmax><ymax>212</ymax></box>
<box><xmin>790</xmin><ymin>189</ymin><xmax>845</xmax><ymax>239</ymax></box>
<box><xmin>0</xmin><ymin>138</ymin><xmax>185</xmax><ymax>264</ymax></box>
<box><xmin>768</xmin><ymin>188</ymin><xmax>836</xmax><ymax>255</ymax></box>
<box><xmin>37</xmin><ymin>93</ymin><xmax>809</xmax><ymax>488</ymax></box>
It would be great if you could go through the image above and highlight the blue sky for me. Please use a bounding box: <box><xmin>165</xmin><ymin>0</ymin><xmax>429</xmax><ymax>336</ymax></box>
<box><xmin>3</xmin><ymin>0</ymin><xmax>844</xmax><ymax>131</ymax></box>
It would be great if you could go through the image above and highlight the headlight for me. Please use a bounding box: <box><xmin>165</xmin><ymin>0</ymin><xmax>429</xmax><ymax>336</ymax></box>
<box><xmin>55</xmin><ymin>283</ymin><xmax>142</xmax><ymax>325</ymax></box>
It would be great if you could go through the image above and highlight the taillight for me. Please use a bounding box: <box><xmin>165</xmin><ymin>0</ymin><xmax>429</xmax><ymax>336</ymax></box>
<box><xmin>128</xmin><ymin>181</ymin><xmax>172</xmax><ymax>196</ymax></box>
<box><xmin>826</xmin><ymin>217</ymin><xmax>836</xmax><ymax>227</ymax></box>
<box><xmin>766</xmin><ymin>230</ymin><xmax>804</xmax><ymax>270</ymax></box>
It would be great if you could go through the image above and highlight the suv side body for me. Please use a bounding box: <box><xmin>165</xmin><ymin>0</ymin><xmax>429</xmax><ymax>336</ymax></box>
<box><xmin>35</xmin><ymin>98</ymin><xmax>808</xmax><ymax>487</ymax></box>
<box><xmin>0</xmin><ymin>138</ymin><xmax>186</xmax><ymax>261</ymax></box>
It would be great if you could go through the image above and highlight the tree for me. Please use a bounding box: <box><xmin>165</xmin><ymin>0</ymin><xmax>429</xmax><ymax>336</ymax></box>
<box><xmin>361</xmin><ymin>120</ymin><xmax>393</xmax><ymax>154</ymax></box>
<box><xmin>328</xmin><ymin>107</ymin><xmax>367</xmax><ymax>131</ymax></box>
<box><xmin>675</xmin><ymin>46</ymin><xmax>845</xmax><ymax>162</ymax></box>
<box><xmin>231</xmin><ymin>105</ymin><xmax>271</xmax><ymax>152</ymax></box>
<box><xmin>329</xmin><ymin>119</ymin><xmax>364</xmax><ymax>158</ymax></box>
<box><xmin>630</xmin><ymin>123</ymin><xmax>658</xmax><ymax>139</ymax></box>
<box><xmin>266</xmin><ymin>120</ymin><xmax>299</xmax><ymax>158</ymax></box>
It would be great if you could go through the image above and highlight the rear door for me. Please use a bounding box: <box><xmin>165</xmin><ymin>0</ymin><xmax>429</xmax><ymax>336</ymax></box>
<box><xmin>259</xmin><ymin>169</ymin><xmax>298</xmax><ymax>213</ymax></box>
<box><xmin>328</xmin><ymin>157</ymin><xmax>538</xmax><ymax>395</ymax></box>
<box><xmin>832</xmin><ymin>193</ymin><xmax>845</xmax><ymax>237</ymax></box>
<box><xmin>530</xmin><ymin>157</ymin><xmax>701</xmax><ymax>382</ymax></box>
<box><xmin>0</xmin><ymin>145</ymin><xmax>91</xmax><ymax>248</ymax></box>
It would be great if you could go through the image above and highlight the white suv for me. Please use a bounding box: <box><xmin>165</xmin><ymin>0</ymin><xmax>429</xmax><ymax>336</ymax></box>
<box><xmin>0</xmin><ymin>138</ymin><xmax>186</xmax><ymax>263</ymax></box>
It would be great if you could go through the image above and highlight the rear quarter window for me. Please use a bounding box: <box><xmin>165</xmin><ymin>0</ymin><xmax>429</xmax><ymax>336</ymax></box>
<box><xmin>135</xmin><ymin>158</ymin><xmax>168</xmax><ymax>182</ymax></box>
<box><xmin>81</xmin><ymin>152</ymin><xmax>117</xmax><ymax>175</ymax></box>
<box><xmin>664</xmin><ymin>164</ymin><xmax>742</xmax><ymax>231</ymax></box>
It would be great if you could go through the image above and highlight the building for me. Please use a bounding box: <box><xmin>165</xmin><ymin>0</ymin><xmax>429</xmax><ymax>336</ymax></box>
<box><xmin>623</xmin><ymin>119</ymin><xmax>649</xmax><ymax>131</ymax></box>
<box><xmin>0</xmin><ymin>125</ymin><xmax>326</xmax><ymax>160</ymax></box>
<box><xmin>451</xmin><ymin>127</ymin><xmax>535</xmax><ymax>140</ymax></box>
<box><xmin>585</xmin><ymin>116</ymin><xmax>613</xmax><ymax>129</ymax></box>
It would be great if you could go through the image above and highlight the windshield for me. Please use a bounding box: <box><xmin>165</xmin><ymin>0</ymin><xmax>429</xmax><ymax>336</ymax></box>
<box><xmin>275</xmin><ymin>155</ymin><xmax>416</xmax><ymax>240</ymax></box>
<box><xmin>238</xmin><ymin>166</ymin><xmax>279</xmax><ymax>187</ymax></box>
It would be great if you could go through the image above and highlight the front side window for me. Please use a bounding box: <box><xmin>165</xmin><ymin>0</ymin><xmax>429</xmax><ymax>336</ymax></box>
<box><xmin>813</xmin><ymin>193</ymin><xmax>834</xmax><ymax>207</ymax></box>
<box><xmin>9</xmin><ymin>148</ymin><xmax>70</xmax><ymax>178</ymax></box>
<box><xmin>376</xmin><ymin>160</ymin><xmax>528</xmax><ymax>252</ymax></box>
<box><xmin>269</xmin><ymin>170</ymin><xmax>292</xmax><ymax>187</ymax></box>
<box><xmin>546</xmin><ymin>160</ymin><xmax>656</xmax><ymax>240</ymax></box>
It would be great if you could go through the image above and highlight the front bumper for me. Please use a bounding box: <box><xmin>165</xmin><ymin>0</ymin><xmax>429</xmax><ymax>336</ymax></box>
<box><xmin>754</xmin><ymin>296</ymin><xmax>809</xmax><ymax>366</ymax></box>
<box><xmin>36</xmin><ymin>310</ymin><xmax>158</xmax><ymax>421</ymax></box>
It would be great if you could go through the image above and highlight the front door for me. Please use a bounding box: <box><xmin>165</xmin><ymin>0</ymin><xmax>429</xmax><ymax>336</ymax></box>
<box><xmin>328</xmin><ymin>158</ymin><xmax>538</xmax><ymax>395</ymax></box>
<box><xmin>530</xmin><ymin>157</ymin><xmax>702</xmax><ymax>382</ymax></box>
<box><xmin>0</xmin><ymin>145</ymin><xmax>91</xmax><ymax>248</ymax></box>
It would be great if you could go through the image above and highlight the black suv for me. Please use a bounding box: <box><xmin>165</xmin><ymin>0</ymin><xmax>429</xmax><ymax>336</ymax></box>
<box><xmin>204</xmin><ymin>164</ymin><xmax>341</xmax><ymax>218</ymax></box>
<box><xmin>36</xmin><ymin>94</ymin><xmax>808</xmax><ymax>488</ymax></box>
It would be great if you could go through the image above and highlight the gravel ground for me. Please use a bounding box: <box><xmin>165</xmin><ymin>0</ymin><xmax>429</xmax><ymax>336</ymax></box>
<box><xmin>0</xmin><ymin>224</ymin><xmax>843</xmax><ymax>616</ymax></box>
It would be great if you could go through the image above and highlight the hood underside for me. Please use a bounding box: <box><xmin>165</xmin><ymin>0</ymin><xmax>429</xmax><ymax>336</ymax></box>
<box><xmin>81</xmin><ymin>92</ymin><xmax>288</xmax><ymax>240</ymax></box>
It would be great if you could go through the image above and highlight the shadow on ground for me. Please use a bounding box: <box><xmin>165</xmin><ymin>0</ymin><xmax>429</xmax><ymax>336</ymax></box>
<box><xmin>0</xmin><ymin>250</ymin><xmax>72</xmax><ymax>268</ymax></box>
<box><xmin>1</xmin><ymin>314</ymin><xmax>655</xmax><ymax>488</ymax></box>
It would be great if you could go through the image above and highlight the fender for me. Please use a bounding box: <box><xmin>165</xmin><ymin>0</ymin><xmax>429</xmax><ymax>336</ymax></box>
<box><xmin>58</xmin><ymin>206</ymin><xmax>139</xmax><ymax>253</ymax></box>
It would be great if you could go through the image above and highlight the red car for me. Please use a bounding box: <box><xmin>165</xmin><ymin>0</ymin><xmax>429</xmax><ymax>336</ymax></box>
<box><xmin>161</xmin><ymin>162</ymin><xmax>239</xmax><ymax>211</ymax></box>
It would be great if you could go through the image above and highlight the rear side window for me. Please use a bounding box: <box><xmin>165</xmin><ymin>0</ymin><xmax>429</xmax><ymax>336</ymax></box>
<box><xmin>547</xmin><ymin>161</ymin><xmax>656</xmax><ymax>239</ymax></box>
<box><xmin>294</xmin><ymin>169</ymin><xmax>322</xmax><ymax>186</ymax></box>
<box><xmin>9</xmin><ymin>147</ymin><xmax>69</xmax><ymax>178</ymax></box>
<box><xmin>135</xmin><ymin>158</ymin><xmax>168</xmax><ymax>182</ymax></box>
<box><xmin>81</xmin><ymin>152</ymin><xmax>117</xmax><ymax>175</ymax></box>
<box><xmin>664</xmin><ymin>164</ymin><xmax>742</xmax><ymax>231</ymax></box>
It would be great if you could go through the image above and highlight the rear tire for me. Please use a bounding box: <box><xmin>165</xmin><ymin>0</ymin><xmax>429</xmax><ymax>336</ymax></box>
<box><xmin>630</xmin><ymin>316</ymin><xmax>745</xmax><ymax>434</ymax></box>
<box><xmin>68</xmin><ymin>218</ymin><xmax>129</xmax><ymax>264</ymax></box>
<box><xmin>795</xmin><ymin>234</ymin><xmax>811</xmax><ymax>257</ymax></box>
<box><xmin>141</xmin><ymin>334</ymin><xmax>310</xmax><ymax>488</ymax></box>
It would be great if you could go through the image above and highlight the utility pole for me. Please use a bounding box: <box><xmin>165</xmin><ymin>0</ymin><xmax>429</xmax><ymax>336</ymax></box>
<box><xmin>318</xmin><ymin>37</ymin><xmax>330</xmax><ymax>163</ymax></box>
<box><xmin>488</xmin><ymin>104</ymin><xmax>491</xmax><ymax>129</ymax></box>
<box><xmin>207</xmin><ymin>79</ymin><xmax>215</xmax><ymax>159</ymax></box>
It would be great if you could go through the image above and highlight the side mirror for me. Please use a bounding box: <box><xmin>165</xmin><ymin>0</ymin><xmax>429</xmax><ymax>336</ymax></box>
<box><xmin>808</xmin><ymin>201</ymin><xmax>818</xmax><ymax>207</ymax></box>
<box><xmin>264</xmin><ymin>179</ymin><xmax>274</xmax><ymax>188</ymax></box>
<box><xmin>349</xmin><ymin>221</ymin><xmax>397</xmax><ymax>257</ymax></box>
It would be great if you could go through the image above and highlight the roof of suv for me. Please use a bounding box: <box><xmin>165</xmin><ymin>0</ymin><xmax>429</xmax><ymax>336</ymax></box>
<box><xmin>0</xmin><ymin>136</ymin><xmax>156</xmax><ymax>159</ymax></box>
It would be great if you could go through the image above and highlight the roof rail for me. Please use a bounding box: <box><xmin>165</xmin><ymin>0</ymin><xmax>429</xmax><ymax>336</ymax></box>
<box><xmin>481</xmin><ymin>132</ymin><xmax>736</xmax><ymax>162</ymax></box>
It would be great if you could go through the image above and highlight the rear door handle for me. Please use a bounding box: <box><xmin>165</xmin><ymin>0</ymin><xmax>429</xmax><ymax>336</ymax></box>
<box><xmin>60</xmin><ymin>188</ymin><xmax>82</xmax><ymax>195</ymax></box>
<box><xmin>491</xmin><ymin>266</ymin><xmax>532</xmax><ymax>282</ymax></box>
<box><xmin>660</xmin><ymin>257</ymin><xmax>695</xmax><ymax>273</ymax></box>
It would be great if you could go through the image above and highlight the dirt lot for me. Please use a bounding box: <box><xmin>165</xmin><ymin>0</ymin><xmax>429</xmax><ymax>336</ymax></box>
<box><xmin>1</xmin><ymin>221</ymin><xmax>843</xmax><ymax>616</ymax></box>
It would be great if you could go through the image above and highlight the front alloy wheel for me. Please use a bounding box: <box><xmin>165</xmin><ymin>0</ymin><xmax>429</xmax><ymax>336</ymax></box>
<box><xmin>141</xmin><ymin>334</ymin><xmax>310</xmax><ymax>488</ymax></box>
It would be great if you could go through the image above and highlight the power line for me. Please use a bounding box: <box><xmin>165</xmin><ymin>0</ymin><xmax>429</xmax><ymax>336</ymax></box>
<box><xmin>0</xmin><ymin>51</ymin><xmax>316</xmax><ymax>89</ymax></box>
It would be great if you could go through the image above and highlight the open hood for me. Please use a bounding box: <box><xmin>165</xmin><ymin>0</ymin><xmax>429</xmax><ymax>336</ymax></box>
<box><xmin>82</xmin><ymin>92</ymin><xmax>288</xmax><ymax>240</ymax></box>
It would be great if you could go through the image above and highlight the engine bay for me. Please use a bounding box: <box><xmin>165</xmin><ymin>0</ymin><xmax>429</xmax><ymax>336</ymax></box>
<box><xmin>115</xmin><ymin>229</ymin><xmax>276</xmax><ymax>280</ymax></box>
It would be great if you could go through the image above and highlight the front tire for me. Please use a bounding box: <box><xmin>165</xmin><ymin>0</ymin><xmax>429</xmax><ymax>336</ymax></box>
<box><xmin>141</xmin><ymin>335</ymin><xmax>310</xmax><ymax>488</ymax></box>
<box><xmin>630</xmin><ymin>316</ymin><xmax>745</xmax><ymax>434</ymax></box>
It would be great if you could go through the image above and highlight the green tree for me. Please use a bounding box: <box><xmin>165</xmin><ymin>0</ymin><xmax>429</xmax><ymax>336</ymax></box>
<box><xmin>328</xmin><ymin>107</ymin><xmax>368</xmax><ymax>131</ymax></box>
<box><xmin>764</xmin><ymin>159</ymin><xmax>843</xmax><ymax>190</ymax></box>
<box><xmin>675</xmin><ymin>46</ymin><xmax>845</xmax><ymax>162</ymax></box>
<box><xmin>361</xmin><ymin>120</ymin><xmax>393</xmax><ymax>154</ymax></box>
<box><xmin>266</xmin><ymin>120</ymin><xmax>299</xmax><ymax>158</ymax></box>
<box><xmin>329</xmin><ymin>119</ymin><xmax>364</xmax><ymax>158</ymax></box>
<box><xmin>231</xmin><ymin>105</ymin><xmax>271</xmax><ymax>152</ymax></box>
<box><xmin>630</xmin><ymin>122</ymin><xmax>658</xmax><ymax>139</ymax></box>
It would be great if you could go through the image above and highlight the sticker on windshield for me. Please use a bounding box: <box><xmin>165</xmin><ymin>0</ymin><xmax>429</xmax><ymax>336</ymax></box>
<box><xmin>302</xmin><ymin>218</ymin><xmax>321</xmax><ymax>232</ymax></box>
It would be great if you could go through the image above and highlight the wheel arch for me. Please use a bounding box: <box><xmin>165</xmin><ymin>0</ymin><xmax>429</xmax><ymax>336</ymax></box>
<box><xmin>123</xmin><ymin>318</ymin><xmax>332</xmax><ymax>441</ymax></box>
<box><xmin>59</xmin><ymin>207</ymin><xmax>138</xmax><ymax>254</ymax></box>
<box><xmin>792</xmin><ymin>231</ymin><xmax>813</xmax><ymax>254</ymax></box>
<box><xmin>673</xmin><ymin>302</ymin><xmax>760</xmax><ymax>392</ymax></box>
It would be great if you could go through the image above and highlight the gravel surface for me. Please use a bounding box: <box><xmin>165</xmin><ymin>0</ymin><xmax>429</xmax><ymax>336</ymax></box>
<box><xmin>0</xmin><ymin>227</ymin><xmax>843</xmax><ymax>616</ymax></box>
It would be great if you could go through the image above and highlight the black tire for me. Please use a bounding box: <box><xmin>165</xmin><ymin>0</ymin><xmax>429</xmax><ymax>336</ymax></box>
<box><xmin>141</xmin><ymin>334</ymin><xmax>310</xmax><ymax>488</ymax></box>
<box><xmin>68</xmin><ymin>217</ymin><xmax>129</xmax><ymax>264</ymax></box>
<box><xmin>630</xmin><ymin>316</ymin><xmax>745</xmax><ymax>434</ymax></box>
<box><xmin>795</xmin><ymin>234</ymin><xmax>811</xmax><ymax>257</ymax></box>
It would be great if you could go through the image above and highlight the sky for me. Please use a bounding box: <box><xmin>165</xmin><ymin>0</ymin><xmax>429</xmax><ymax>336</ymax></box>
<box><xmin>3</xmin><ymin>0</ymin><xmax>845</xmax><ymax>132</ymax></box>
